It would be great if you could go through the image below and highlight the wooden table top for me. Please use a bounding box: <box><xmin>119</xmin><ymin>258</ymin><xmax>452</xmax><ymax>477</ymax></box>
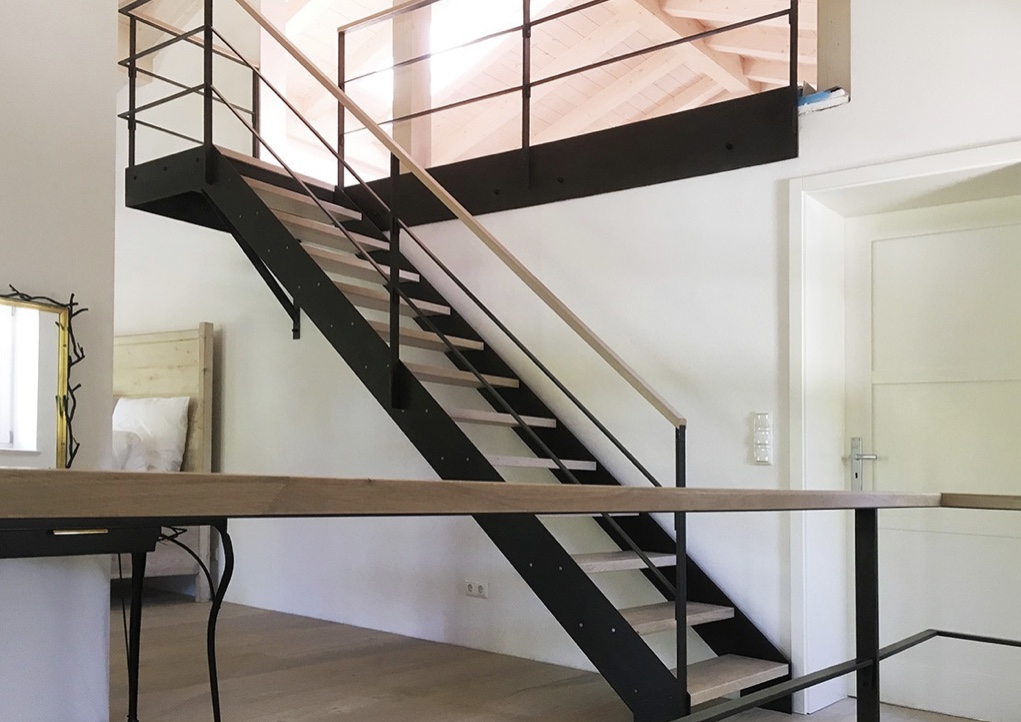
<box><xmin>0</xmin><ymin>469</ymin><xmax>961</xmax><ymax>521</ymax></box>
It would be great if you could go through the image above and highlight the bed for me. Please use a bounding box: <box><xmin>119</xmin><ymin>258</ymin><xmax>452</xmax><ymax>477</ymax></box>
<box><xmin>110</xmin><ymin>322</ymin><xmax>215</xmax><ymax>600</ymax></box>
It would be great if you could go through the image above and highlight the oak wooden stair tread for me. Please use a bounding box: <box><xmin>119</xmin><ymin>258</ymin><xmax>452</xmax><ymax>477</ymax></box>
<box><xmin>620</xmin><ymin>602</ymin><xmax>734</xmax><ymax>635</ymax></box>
<box><xmin>245</xmin><ymin>177</ymin><xmax>362</xmax><ymax>224</ymax></box>
<box><xmin>405</xmin><ymin>362</ymin><xmax>519</xmax><ymax>389</ymax></box>
<box><xmin>572</xmin><ymin>551</ymin><xmax>676</xmax><ymax>573</ymax></box>
<box><xmin>487</xmin><ymin>455</ymin><xmax>596</xmax><ymax>471</ymax></box>
<box><xmin>682</xmin><ymin>655</ymin><xmax>789</xmax><ymax>705</ymax></box>
<box><xmin>304</xmin><ymin>243</ymin><xmax>418</xmax><ymax>283</ymax></box>
<box><xmin>447</xmin><ymin>408</ymin><xmax>556</xmax><ymax>429</ymax></box>
<box><xmin>220</xmin><ymin>146</ymin><xmax>336</xmax><ymax>195</ymax></box>
<box><xmin>276</xmin><ymin>210</ymin><xmax>386</xmax><ymax>254</ymax></box>
<box><xmin>334</xmin><ymin>282</ymin><xmax>450</xmax><ymax>317</ymax></box>
<box><xmin>367</xmin><ymin>320</ymin><xmax>482</xmax><ymax>352</ymax></box>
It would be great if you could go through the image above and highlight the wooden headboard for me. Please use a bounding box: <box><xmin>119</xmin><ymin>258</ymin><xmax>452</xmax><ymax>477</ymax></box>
<box><xmin>112</xmin><ymin>323</ymin><xmax>214</xmax><ymax>473</ymax></box>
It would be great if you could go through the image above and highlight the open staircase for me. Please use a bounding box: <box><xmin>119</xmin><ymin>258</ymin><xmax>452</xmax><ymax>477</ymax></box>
<box><xmin>125</xmin><ymin>144</ymin><xmax>789</xmax><ymax>722</ymax></box>
<box><xmin>120</xmin><ymin>1</ymin><xmax>791</xmax><ymax>718</ymax></box>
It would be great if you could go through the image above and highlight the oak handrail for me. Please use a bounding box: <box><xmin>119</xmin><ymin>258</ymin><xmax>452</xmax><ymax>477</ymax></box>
<box><xmin>232</xmin><ymin>0</ymin><xmax>687</xmax><ymax>429</ymax></box>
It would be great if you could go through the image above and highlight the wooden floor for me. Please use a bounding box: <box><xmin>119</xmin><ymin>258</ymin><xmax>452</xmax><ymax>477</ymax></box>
<box><xmin>110</xmin><ymin>594</ymin><xmax>977</xmax><ymax>722</ymax></box>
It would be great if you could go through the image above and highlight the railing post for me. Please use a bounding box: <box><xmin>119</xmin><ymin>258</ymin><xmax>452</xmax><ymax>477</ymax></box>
<box><xmin>337</xmin><ymin>30</ymin><xmax>347</xmax><ymax>187</ymax></box>
<box><xmin>675</xmin><ymin>424</ymin><xmax>690</xmax><ymax>716</ymax></box>
<box><xmin>521</xmin><ymin>0</ymin><xmax>532</xmax><ymax>185</ymax></box>
<box><xmin>855</xmin><ymin>508</ymin><xmax>880</xmax><ymax>722</ymax></box>
<box><xmin>389</xmin><ymin>152</ymin><xmax>402</xmax><ymax>409</ymax></box>
<box><xmin>128</xmin><ymin>15</ymin><xmax>138</xmax><ymax>167</ymax></box>
<box><xmin>788</xmin><ymin>0</ymin><xmax>799</xmax><ymax>90</ymax></box>
<box><xmin>203</xmin><ymin>0</ymin><xmax>215</xmax><ymax>183</ymax></box>
<box><xmin>251</xmin><ymin>68</ymin><xmax>261</xmax><ymax>158</ymax></box>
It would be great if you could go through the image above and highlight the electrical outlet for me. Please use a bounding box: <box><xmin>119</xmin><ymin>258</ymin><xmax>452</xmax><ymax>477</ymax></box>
<box><xmin>464</xmin><ymin>579</ymin><xmax>488</xmax><ymax>598</ymax></box>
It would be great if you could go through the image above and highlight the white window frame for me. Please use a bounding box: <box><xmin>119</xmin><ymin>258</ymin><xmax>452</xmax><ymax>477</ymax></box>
<box><xmin>0</xmin><ymin>304</ymin><xmax>40</xmax><ymax>452</ymax></box>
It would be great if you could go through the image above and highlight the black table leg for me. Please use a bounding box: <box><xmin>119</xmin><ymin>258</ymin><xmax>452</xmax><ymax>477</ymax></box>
<box><xmin>855</xmin><ymin>509</ymin><xmax>880</xmax><ymax>722</ymax></box>
<box><xmin>207</xmin><ymin>519</ymin><xmax>235</xmax><ymax>722</ymax></box>
<box><xmin>127</xmin><ymin>551</ymin><xmax>147</xmax><ymax>722</ymax></box>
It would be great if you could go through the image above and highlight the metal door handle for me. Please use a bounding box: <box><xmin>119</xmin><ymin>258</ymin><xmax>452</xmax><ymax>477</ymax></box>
<box><xmin>850</xmin><ymin>437</ymin><xmax>879</xmax><ymax>490</ymax></box>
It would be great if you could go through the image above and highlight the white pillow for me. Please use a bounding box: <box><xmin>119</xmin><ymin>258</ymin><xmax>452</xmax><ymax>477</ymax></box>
<box><xmin>112</xmin><ymin>397</ymin><xmax>190</xmax><ymax>472</ymax></box>
<box><xmin>112</xmin><ymin>430</ymin><xmax>149</xmax><ymax>471</ymax></box>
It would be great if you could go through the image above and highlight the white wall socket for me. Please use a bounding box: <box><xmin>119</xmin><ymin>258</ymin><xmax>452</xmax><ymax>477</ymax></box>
<box><xmin>464</xmin><ymin>579</ymin><xmax>488</xmax><ymax>598</ymax></box>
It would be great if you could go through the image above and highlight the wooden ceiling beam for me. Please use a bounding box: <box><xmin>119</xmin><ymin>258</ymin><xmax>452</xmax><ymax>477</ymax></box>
<box><xmin>533</xmin><ymin>52</ymin><xmax>690</xmax><ymax>143</ymax></box>
<box><xmin>631</xmin><ymin>0</ymin><xmax>753</xmax><ymax>93</ymax></box>
<box><xmin>707</xmin><ymin>26</ymin><xmax>816</xmax><ymax>64</ymax></box>
<box><xmin>661</xmin><ymin>0</ymin><xmax>817</xmax><ymax>33</ymax></box>
<box><xmin>744</xmin><ymin>58</ymin><xmax>814</xmax><ymax>86</ymax></box>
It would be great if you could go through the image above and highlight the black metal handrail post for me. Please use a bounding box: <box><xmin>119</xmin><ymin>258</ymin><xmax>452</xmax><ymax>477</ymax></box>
<box><xmin>521</xmin><ymin>0</ymin><xmax>531</xmax><ymax>183</ymax></box>
<box><xmin>128</xmin><ymin>16</ymin><xmax>138</xmax><ymax>167</ymax></box>
<box><xmin>337</xmin><ymin>30</ymin><xmax>347</xmax><ymax>186</ymax></box>
<box><xmin>675</xmin><ymin>425</ymin><xmax>689</xmax><ymax>716</ymax></box>
<box><xmin>203</xmin><ymin>0</ymin><xmax>214</xmax><ymax>181</ymax></box>
<box><xmin>788</xmin><ymin>0</ymin><xmax>799</xmax><ymax>90</ymax></box>
<box><xmin>251</xmin><ymin>68</ymin><xmax>261</xmax><ymax>158</ymax></box>
<box><xmin>389</xmin><ymin>152</ymin><xmax>402</xmax><ymax>408</ymax></box>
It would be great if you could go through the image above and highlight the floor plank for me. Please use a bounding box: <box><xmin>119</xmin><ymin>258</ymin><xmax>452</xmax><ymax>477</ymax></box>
<box><xmin>110</xmin><ymin>594</ymin><xmax>981</xmax><ymax>722</ymax></box>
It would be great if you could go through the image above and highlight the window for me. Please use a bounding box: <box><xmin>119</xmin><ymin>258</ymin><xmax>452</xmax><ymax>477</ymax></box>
<box><xmin>0</xmin><ymin>304</ymin><xmax>40</xmax><ymax>451</ymax></box>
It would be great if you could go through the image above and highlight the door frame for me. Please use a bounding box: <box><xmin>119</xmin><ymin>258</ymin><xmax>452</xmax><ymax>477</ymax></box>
<box><xmin>786</xmin><ymin>139</ymin><xmax>1021</xmax><ymax>714</ymax></box>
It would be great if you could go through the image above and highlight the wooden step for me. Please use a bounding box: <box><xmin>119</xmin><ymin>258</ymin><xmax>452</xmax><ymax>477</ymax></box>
<box><xmin>682</xmin><ymin>655</ymin><xmax>789</xmax><ymax>705</ymax></box>
<box><xmin>487</xmin><ymin>455</ymin><xmax>596</xmax><ymax>472</ymax></box>
<box><xmin>620</xmin><ymin>602</ymin><xmax>734</xmax><ymax>636</ymax></box>
<box><xmin>367</xmin><ymin>319</ymin><xmax>482</xmax><ymax>352</ymax></box>
<box><xmin>334</xmin><ymin>282</ymin><xmax>450</xmax><ymax>317</ymax></box>
<box><xmin>220</xmin><ymin>146</ymin><xmax>335</xmax><ymax>194</ymax></box>
<box><xmin>246</xmin><ymin>177</ymin><xmax>361</xmax><ymax>224</ymax></box>
<box><xmin>276</xmin><ymin>210</ymin><xmax>386</xmax><ymax>254</ymax></box>
<box><xmin>405</xmin><ymin>362</ymin><xmax>519</xmax><ymax>389</ymax></box>
<box><xmin>304</xmin><ymin>243</ymin><xmax>418</xmax><ymax>284</ymax></box>
<box><xmin>572</xmin><ymin>551</ymin><xmax>676</xmax><ymax>573</ymax></box>
<box><xmin>448</xmin><ymin>408</ymin><xmax>556</xmax><ymax>429</ymax></box>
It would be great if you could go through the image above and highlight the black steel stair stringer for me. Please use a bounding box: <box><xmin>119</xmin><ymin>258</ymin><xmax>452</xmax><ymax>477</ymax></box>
<box><xmin>126</xmin><ymin>146</ymin><xmax>685</xmax><ymax>722</ymax></box>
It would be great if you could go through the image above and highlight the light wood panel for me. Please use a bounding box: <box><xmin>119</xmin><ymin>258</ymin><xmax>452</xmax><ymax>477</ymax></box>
<box><xmin>620</xmin><ymin>601</ymin><xmax>733</xmax><ymax>634</ymax></box>
<box><xmin>940</xmin><ymin>493</ymin><xmax>1021</xmax><ymax>512</ymax></box>
<box><xmin>685</xmin><ymin>655</ymin><xmax>789</xmax><ymax>705</ymax></box>
<box><xmin>334</xmin><ymin>281</ymin><xmax>451</xmax><ymax>316</ymax></box>
<box><xmin>0</xmin><ymin>469</ymin><xmax>942</xmax><ymax>520</ymax></box>
<box><xmin>573</xmin><ymin>550</ymin><xmax>676</xmax><ymax>573</ymax></box>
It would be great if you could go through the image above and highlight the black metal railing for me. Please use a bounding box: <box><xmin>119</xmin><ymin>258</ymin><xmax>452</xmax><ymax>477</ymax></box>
<box><xmin>336</xmin><ymin>0</ymin><xmax>801</xmax><ymax>174</ymax></box>
<box><xmin>115</xmin><ymin>1</ymin><xmax>795</xmax><ymax>713</ymax></box>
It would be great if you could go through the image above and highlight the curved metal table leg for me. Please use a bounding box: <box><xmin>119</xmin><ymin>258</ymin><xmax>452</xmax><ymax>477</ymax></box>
<box><xmin>127</xmin><ymin>551</ymin><xmax>147</xmax><ymax>722</ymax></box>
<box><xmin>207</xmin><ymin>519</ymin><xmax>234</xmax><ymax>722</ymax></box>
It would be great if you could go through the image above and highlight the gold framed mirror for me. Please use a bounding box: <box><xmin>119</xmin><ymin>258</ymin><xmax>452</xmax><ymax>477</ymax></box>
<box><xmin>0</xmin><ymin>294</ymin><xmax>73</xmax><ymax>469</ymax></box>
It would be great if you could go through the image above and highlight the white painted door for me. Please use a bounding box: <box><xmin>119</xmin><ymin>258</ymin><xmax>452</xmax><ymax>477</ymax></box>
<box><xmin>845</xmin><ymin>197</ymin><xmax>1021</xmax><ymax>721</ymax></box>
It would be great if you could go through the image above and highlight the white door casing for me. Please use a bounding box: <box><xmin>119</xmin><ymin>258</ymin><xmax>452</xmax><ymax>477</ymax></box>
<box><xmin>789</xmin><ymin>140</ymin><xmax>1021</xmax><ymax>717</ymax></box>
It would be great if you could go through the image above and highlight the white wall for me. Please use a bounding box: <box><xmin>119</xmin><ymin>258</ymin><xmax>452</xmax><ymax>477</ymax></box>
<box><xmin>0</xmin><ymin>1</ymin><xmax>117</xmax><ymax>720</ymax></box>
<box><xmin>113</xmin><ymin>0</ymin><xmax>1021</xmax><ymax>699</ymax></box>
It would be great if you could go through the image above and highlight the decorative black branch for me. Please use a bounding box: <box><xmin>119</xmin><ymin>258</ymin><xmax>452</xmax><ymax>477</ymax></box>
<box><xmin>1</xmin><ymin>285</ymin><xmax>87</xmax><ymax>468</ymax></box>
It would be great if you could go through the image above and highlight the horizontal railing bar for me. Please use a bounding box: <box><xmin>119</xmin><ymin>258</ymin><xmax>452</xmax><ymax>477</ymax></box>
<box><xmin>677</xmin><ymin>658</ymin><xmax>869</xmax><ymax>722</ymax></box>
<box><xmin>119</xmin><ymin>0</ymin><xmax>160</xmax><ymax>15</ymax></box>
<box><xmin>345</xmin><ymin>84</ymin><xmax>522</xmax><ymax>135</ymax></box>
<box><xmin>337</xmin><ymin>0</ymin><xmax>443</xmax><ymax>33</ymax></box>
<box><xmin>118</xmin><ymin>66</ymin><xmax>254</xmax><ymax>117</ymax></box>
<box><xmin>128</xmin><ymin>84</ymin><xmax>204</xmax><ymax>116</ymax></box>
<box><xmin>118</xmin><ymin>117</ymin><xmax>202</xmax><ymax>147</ymax></box>
<box><xmin>235</xmin><ymin>0</ymin><xmax>687</xmax><ymax>426</ymax></box>
<box><xmin>533</xmin><ymin>8</ymin><xmax>790</xmax><ymax>90</ymax></box>
<box><xmin>124</xmin><ymin>23</ymin><xmax>204</xmax><ymax>64</ymax></box>
<box><xmin>345</xmin><ymin>25</ymin><xmax>525</xmax><ymax>86</ymax></box>
<box><xmin>126</xmin><ymin>10</ymin><xmax>253</xmax><ymax>68</ymax></box>
<box><xmin>937</xmin><ymin>630</ymin><xmax>1021</xmax><ymax>650</ymax></box>
<box><xmin>878</xmin><ymin>630</ymin><xmax>938</xmax><ymax>660</ymax></box>
<box><xmin>532</xmin><ymin>0</ymin><xmax>613</xmax><ymax>27</ymax></box>
<box><xmin>345</xmin><ymin>9</ymin><xmax>788</xmax><ymax>140</ymax></box>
